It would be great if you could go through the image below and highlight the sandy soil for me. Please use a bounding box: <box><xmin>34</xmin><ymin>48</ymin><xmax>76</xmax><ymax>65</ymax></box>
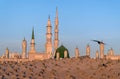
<box><xmin>0</xmin><ymin>56</ymin><xmax>120</xmax><ymax>79</ymax></box>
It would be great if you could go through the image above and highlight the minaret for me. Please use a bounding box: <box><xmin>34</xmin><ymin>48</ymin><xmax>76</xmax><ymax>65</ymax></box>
<box><xmin>75</xmin><ymin>47</ymin><xmax>80</xmax><ymax>58</ymax></box>
<box><xmin>109</xmin><ymin>48</ymin><xmax>114</xmax><ymax>56</ymax></box>
<box><xmin>96</xmin><ymin>50</ymin><xmax>99</xmax><ymax>59</ymax></box>
<box><xmin>54</xmin><ymin>7</ymin><xmax>59</xmax><ymax>56</ymax></box>
<box><xmin>46</xmin><ymin>16</ymin><xmax>52</xmax><ymax>55</ymax></box>
<box><xmin>86</xmin><ymin>44</ymin><xmax>90</xmax><ymax>57</ymax></box>
<box><xmin>100</xmin><ymin>43</ymin><xmax>104</xmax><ymax>59</ymax></box>
<box><xmin>5</xmin><ymin>47</ymin><xmax>9</xmax><ymax>58</ymax></box>
<box><xmin>22</xmin><ymin>38</ymin><xmax>27</xmax><ymax>58</ymax></box>
<box><xmin>29</xmin><ymin>27</ymin><xmax>36</xmax><ymax>53</ymax></box>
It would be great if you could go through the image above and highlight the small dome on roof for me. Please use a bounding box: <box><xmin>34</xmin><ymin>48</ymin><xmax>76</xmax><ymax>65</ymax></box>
<box><xmin>54</xmin><ymin>45</ymin><xmax>70</xmax><ymax>58</ymax></box>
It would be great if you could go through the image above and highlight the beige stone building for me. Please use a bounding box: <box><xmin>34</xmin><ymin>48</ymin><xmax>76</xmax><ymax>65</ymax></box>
<box><xmin>106</xmin><ymin>48</ymin><xmax>120</xmax><ymax>60</ymax></box>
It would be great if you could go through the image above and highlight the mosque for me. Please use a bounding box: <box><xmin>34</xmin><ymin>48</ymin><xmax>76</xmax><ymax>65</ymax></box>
<box><xmin>0</xmin><ymin>8</ymin><xmax>70</xmax><ymax>62</ymax></box>
<box><xmin>0</xmin><ymin>8</ymin><xmax>120</xmax><ymax>62</ymax></box>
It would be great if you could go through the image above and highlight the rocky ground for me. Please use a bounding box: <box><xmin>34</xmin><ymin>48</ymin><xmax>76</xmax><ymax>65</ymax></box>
<box><xmin>0</xmin><ymin>56</ymin><xmax>120</xmax><ymax>79</ymax></box>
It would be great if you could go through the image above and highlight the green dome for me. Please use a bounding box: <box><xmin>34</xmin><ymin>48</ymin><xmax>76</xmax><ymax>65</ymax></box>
<box><xmin>54</xmin><ymin>45</ymin><xmax>70</xmax><ymax>58</ymax></box>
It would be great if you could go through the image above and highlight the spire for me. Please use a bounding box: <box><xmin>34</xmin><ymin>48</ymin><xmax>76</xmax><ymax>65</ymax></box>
<box><xmin>23</xmin><ymin>37</ymin><xmax>25</xmax><ymax>41</ymax></box>
<box><xmin>32</xmin><ymin>27</ymin><xmax>34</xmax><ymax>39</ymax></box>
<box><xmin>6</xmin><ymin>47</ymin><xmax>8</xmax><ymax>50</ymax></box>
<box><xmin>56</xmin><ymin>7</ymin><xmax>58</xmax><ymax>18</ymax></box>
<box><xmin>76</xmin><ymin>46</ymin><xmax>78</xmax><ymax>49</ymax></box>
<box><xmin>111</xmin><ymin>48</ymin><xmax>113</xmax><ymax>50</ymax></box>
<box><xmin>87</xmin><ymin>44</ymin><xmax>89</xmax><ymax>47</ymax></box>
<box><xmin>55</xmin><ymin>7</ymin><xmax>59</xmax><ymax>26</ymax></box>
<box><xmin>47</xmin><ymin>15</ymin><xmax>51</xmax><ymax>26</ymax></box>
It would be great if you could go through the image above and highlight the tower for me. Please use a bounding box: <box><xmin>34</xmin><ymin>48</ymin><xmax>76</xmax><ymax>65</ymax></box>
<box><xmin>96</xmin><ymin>50</ymin><xmax>99</xmax><ymax>59</ymax></box>
<box><xmin>109</xmin><ymin>48</ymin><xmax>114</xmax><ymax>56</ymax></box>
<box><xmin>86</xmin><ymin>44</ymin><xmax>90</xmax><ymax>57</ymax></box>
<box><xmin>28</xmin><ymin>27</ymin><xmax>36</xmax><ymax>61</ymax></box>
<box><xmin>46</xmin><ymin>16</ymin><xmax>52</xmax><ymax>55</ymax></box>
<box><xmin>29</xmin><ymin>27</ymin><xmax>36</xmax><ymax>53</ymax></box>
<box><xmin>54</xmin><ymin>7</ymin><xmax>59</xmax><ymax>56</ymax></box>
<box><xmin>22</xmin><ymin>38</ymin><xmax>27</xmax><ymax>58</ymax></box>
<box><xmin>100</xmin><ymin>43</ymin><xmax>104</xmax><ymax>59</ymax></box>
<box><xmin>5</xmin><ymin>47</ymin><xmax>9</xmax><ymax>58</ymax></box>
<box><xmin>75</xmin><ymin>47</ymin><xmax>80</xmax><ymax>58</ymax></box>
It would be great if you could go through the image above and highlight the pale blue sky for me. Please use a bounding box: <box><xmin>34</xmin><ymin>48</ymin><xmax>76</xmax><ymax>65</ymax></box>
<box><xmin>0</xmin><ymin>0</ymin><xmax>120</xmax><ymax>57</ymax></box>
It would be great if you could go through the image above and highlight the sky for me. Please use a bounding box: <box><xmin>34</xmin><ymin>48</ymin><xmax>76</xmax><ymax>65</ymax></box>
<box><xmin>0</xmin><ymin>0</ymin><xmax>120</xmax><ymax>57</ymax></box>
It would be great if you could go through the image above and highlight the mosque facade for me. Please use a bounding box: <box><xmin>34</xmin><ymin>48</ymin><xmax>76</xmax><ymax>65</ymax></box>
<box><xmin>0</xmin><ymin>8</ymin><xmax>120</xmax><ymax>62</ymax></box>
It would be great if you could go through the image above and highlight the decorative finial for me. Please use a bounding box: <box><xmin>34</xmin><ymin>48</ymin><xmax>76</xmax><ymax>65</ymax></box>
<box><xmin>24</xmin><ymin>37</ymin><xmax>25</xmax><ymax>41</ymax></box>
<box><xmin>48</xmin><ymin>15</ymin><xmax>50</xmax><ymax>20</ymax></box>
<box><xmin>56</xmin><ymin>7</ymin><xmax>58</xmax><ymax>17</ymax></box>
<box><xmin>6</xmin><ymin>47</ymin><xmax>8</xmax><ymax>50</ymax></box>
<box><xmin>76</xmin><ymin>46</ymin><xmax>78</xmax><ymax>49</ymax></box>
<box><xmin>96</xmin><ymin>50</ymin><xmax>98</xmax><ymax>52</ymax></box>
<box><xmin>87</xmin><ymin>44</ymin><xmax>89</xmax><ymax>46</ymax></box>
<box><xmin>48</xmin><ymin>15</ymin><xmax>51</xmax><ymax>26</ymax></box>
<box><xmin>111</xmin><ymin>48</ymin><xmax>113</xmax><ymax>50</ymax></box>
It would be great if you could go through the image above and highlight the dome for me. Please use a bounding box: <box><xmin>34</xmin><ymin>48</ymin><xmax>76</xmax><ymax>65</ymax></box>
<box><xmin>54</xmin><ymin>45</ymin><xmax>70</xmax><ymax>58</ymax></box>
